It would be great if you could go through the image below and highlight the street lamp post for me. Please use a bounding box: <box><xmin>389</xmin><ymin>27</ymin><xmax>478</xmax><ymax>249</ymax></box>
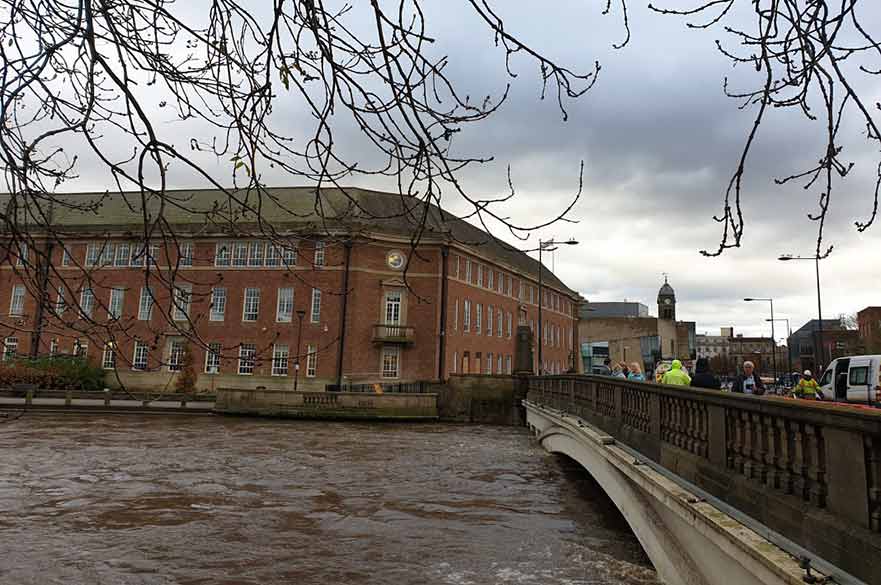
<box><xmin>744</xmin><ymin>297</ymin><xmax>777</xmax><ymax>384</ymax></box>
<box><xmin>767</xmin><ymin>317</ymin><xmax>792</xmax><ymax>382</ymax></box>
<box><xmin>537</xmin><ymin>238</ymin><xmax>578</xmax><ymax>375</ymax></box>
<box><xmin>779</xmin><ymin>254</ymin><xmax>827</xmax><ymax>371</ymax></box>
<box><xmin>294</xmin><ymin>309</ymin><xmax>306</xmax><ymax>391</ymax></box>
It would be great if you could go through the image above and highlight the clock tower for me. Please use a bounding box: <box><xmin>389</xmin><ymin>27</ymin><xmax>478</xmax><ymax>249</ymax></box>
<box><xmin>658</xmin><ymin>276</ymin><xmax>676</xmax><ymax>320</ymax></box>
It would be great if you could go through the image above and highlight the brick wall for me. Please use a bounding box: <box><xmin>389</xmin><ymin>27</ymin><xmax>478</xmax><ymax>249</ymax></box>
<box><xmin>0</xmin><ymin>235</ymin><xmax>579</xmax><ymax>389</ymax></box>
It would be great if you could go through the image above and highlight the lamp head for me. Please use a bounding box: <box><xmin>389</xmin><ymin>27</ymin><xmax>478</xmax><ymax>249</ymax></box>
<box><xmin>778</xmin><ymin>254</ymin><xmax>793</xmax><ymax>261</ymax></box>
<box><xmin>743</xmin><ymin>298</ymin><xmax>755</xmax><ymax>302</ymax></box>
<box><xmin>563</xmin><ymin>238</ymin><xmax>579</xmax><ymax>245</ymax></box>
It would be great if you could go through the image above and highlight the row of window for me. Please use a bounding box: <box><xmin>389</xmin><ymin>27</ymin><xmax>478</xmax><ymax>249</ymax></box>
<box><xmin>8</xmin><ymin>284</ymin><xmax>323</xmax><ymax>324</ymax></box>
<box><xmin>454</xmin><ymin>299</ymin><xmax>513</xmax><ymax>338</ymax></box>
<box><xmin>2</xmin><ymin>336</ymin><xmax>403</xmax><ymax>380</ymax></box>
<box><xmin>451</xmin><ymin>350</ymin><xmax>513</xmax><ymax>375</ymax></box>
<box><xmin>9</xmin><ymin>239</ymin><xmax>326</xmax><ymax>270</ymax></box>
<box><xmin>453</xmin><ymin>254</ymin><xmax>572</xmax><ymax>315</ymax></box>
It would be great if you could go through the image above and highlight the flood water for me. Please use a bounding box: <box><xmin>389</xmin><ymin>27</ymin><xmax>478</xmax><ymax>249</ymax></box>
<box><xmin>0</xmin><ymin>415</ymin><xmax>659</xmax><ymax>584</ymax></box>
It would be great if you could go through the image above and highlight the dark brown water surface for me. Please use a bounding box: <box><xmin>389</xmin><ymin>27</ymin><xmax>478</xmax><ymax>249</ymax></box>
<box><xmin>0</xmin><ymin>415</ymin><xmax>660</xmax><ymax>585</ymax></box>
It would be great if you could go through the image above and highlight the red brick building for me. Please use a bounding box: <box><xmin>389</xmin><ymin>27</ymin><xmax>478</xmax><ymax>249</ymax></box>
<box><xmin>0</xmin><ymin>188</ymin><xmax>580</xmax><ymax>391</ymax></box>
<box><xmin>858</xmin><ymin>306</ymin><xmax>881</xmax><ymax>353</ymax></box>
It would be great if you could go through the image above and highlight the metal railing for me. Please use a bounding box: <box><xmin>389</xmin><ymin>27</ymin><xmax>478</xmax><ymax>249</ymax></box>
<box><xmin>371</xmin><ymin>324</ymin><xmax>415</xmax><ymax>344</ymax></box>
<box><xmin>325</xmin><ymin>380</ymin><xmax>435</xmax><ymax>394</ymax></box>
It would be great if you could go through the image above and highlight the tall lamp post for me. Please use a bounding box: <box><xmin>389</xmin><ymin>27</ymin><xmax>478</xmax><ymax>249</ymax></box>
<box><xmin>537</xmin><ymin>238</ymin><xmax>578</xmax><ymax>374</ymax></box>
<box><xmin>779</xmin><ymin>253</ymin><xmax>827</xmax><ymax>371</ymax></box>
<box><xmin>294</xmin><ymin>309</ymin><xmax>306</xmax><ymax>391</ymax></box>
<box><xmin>744</xmin><ymin>297</ymin><xmax>777</xmax><ymax>383</ymax></box>
<box><xmin>767</xmin><ymin>317</ymin><xmax>792</xmax><ymax>381</ymax></box>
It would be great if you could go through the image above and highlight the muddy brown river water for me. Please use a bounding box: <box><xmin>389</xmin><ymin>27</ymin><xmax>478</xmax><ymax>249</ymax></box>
<box><xmin>0</xmin><ymin>415</ymin><xmax>660</xmax><ymax>584</ymax></box>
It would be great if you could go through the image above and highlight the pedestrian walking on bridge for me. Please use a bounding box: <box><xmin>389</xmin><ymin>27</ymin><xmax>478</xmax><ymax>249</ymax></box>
<box><xmin>661</xmin><ymin>359</ymin><xmax>691</xmax><ymax>386</ymax></box>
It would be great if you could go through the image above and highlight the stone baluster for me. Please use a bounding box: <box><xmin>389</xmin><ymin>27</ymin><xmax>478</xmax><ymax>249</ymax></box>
<box><xmin>791</xmin><ymin>422</ymin><xmax>808</xmax><ymax>502</ymax></box>
<box><xmin>752</xmin><ymin>413</ymin><xmax>767</xmax><ymax>484</ymax></box>
<box><xmin>742</xmin><ymin>411</ymin><xmax>755</xmax><ymax>479</ymax></box>
<box><xmin>804</xmin><ymin>424</ymin><xmax>826</xmax><ymax>508</ymax></box>
<box><xmin>775</xmin><ymin>418</ymin><xmax>793</xmax><ymax>494</ymax></box>
<box><xmin>763</xmin><ymin>415</ymin><xmax>779</xmax><ymax>489</ymax></box>
<box><xmin>866</xmin><ymin>436</ymin><xmax>881</xmax><ymax>533</ymax></box>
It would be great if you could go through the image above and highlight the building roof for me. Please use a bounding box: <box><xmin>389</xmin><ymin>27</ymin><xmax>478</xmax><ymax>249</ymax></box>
<box><xmin>1</xmin><ymin>186</ymin><xmax>578</xmax><ymax>296</ymax></box>
<box><xmin>791</xmin><ymin>319</ymin><xmax>845</xmax><ymax>337</ymax></box>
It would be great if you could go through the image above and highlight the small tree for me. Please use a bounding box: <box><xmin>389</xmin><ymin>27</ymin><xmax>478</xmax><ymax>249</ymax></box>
<box><xmin>174</xmin><ymin>345</ymin><xmax>197</xmax><ymax>394</ymax></box>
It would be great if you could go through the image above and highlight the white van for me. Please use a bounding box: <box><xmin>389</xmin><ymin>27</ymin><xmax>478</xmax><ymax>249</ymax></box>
<box><xmin>817</xmin><ymin>355</ymin><xmax>881</xmax><ymax>404</ymax></box>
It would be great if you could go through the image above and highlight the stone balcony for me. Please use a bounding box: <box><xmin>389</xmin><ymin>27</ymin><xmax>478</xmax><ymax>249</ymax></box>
<box><xmin>371</xmin><ymin>324</ymin><xmax>415</xmax><ymax>345</ymax></box>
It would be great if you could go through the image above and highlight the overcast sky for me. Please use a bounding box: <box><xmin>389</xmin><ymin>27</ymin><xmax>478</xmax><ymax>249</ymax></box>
<box><xmin>35</xmin><ymin>1</ymin><xmax>881</xmax><ymax>344</ymax></box>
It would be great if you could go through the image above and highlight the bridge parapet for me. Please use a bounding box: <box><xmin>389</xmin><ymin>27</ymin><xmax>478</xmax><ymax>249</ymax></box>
<box><xmin>528</xmin><ymin>375</ymin><xmax>881</xmax><ymax>585</ymax></box>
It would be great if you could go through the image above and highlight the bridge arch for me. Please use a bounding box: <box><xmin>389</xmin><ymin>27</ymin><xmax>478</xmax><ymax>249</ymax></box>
<box><xmin>527</xmin><ymin>407</ymin><xmax>812</xmax><ymax>585</ymax></box>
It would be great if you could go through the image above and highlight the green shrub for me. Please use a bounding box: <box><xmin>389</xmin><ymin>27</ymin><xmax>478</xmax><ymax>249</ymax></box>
<box><xmin>0</xmin><ymin>356</ymin><xmax>106</xmax><ymax>390</ymax></box>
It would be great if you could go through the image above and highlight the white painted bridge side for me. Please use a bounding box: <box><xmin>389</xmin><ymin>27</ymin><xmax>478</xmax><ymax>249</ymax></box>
<box><xmin>524</xmin><ymin>400</ymin><xmax>823</xmax><ymax>585</ymax></box>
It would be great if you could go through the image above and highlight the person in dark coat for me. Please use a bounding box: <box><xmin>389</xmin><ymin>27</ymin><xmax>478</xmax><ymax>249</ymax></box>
<box><xmin>690</xmin><ymin>358</ymin><xmax>721</xmax><ymax>390</ymax></box>
<box><xmin>731</xmin><ymin>361</ymin><xmax>766</xmax><ymax>395</ymax></box>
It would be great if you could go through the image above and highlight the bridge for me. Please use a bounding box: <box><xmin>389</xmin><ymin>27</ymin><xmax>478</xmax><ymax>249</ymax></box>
<box><xmin>526</xmin><ymin>375</ymin><xmax>881</xmax><ymax>585</ymax></box>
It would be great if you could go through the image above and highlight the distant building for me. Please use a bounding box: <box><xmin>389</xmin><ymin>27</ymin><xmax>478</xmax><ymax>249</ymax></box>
<box><xmin>696</xmin><ymin>330</ymin><xmax>732</xmax><ymax>361</ymax></box>
<box><xmin>788</xmin><ymin>319</ymin><xmax>854</xmax><ymax>372</ymax></box>
<box><xmin>857</xmin><ymin>307</ymin><xmax>881</xmax><ymax>353</ymax></box>
<box><xmin>579</xmin><ymin>279</ymin><xmax>694</xmax><ymax>374</ymax></box>
<box><xmin>580</xmin><ymin>302</ymin><xmax>648</xmax><ymax>320</ymax></box>
<box><xmin>729</xmin><ymin>334</ymin><xmax>778</xmax><ymax>375</ymax></box>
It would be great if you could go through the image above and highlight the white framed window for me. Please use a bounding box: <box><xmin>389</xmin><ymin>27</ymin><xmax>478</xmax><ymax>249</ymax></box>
<box><xmin>15</xmin><ymin>242</ymin><xmax>27</xmax><ymax>267</ymax></box>
<box><xmin>506</xmin><ymin>276</ymin><xmax>512</xmax><ymax>296</ymax></box>
<box><xmin>313</xmin><ymin>241</ymin><xmax>325</xmax><ymax>267</ymax></box>
<box><xmin>485</xmin><ymin>353</ymin><xmax>492</xmax><ymax>375</ymax></box>
<box><xmin>497</xmin><ymin>272</ymin><xmax>504</xmax><ymax>294</ymax></box>
<box><xmin>310</xmin><ymin>288</ymin><xmax>321</xmax><ymax>323</ymax></box>
<box><xmin>497</xmin><ymin>309</ymin><xmax>503</xmax><ymax>337</ymax></box>
<box><xmin>78</xmin><ymin>287</ymin><xmax>94</xmax><ymax>319</ymax></box>
<box><xmin>487</xmin><ymin>305</ymin><xmax>493</xmax><ymax>337</ymax></box>
<box><xmin>248</xmin><ymin>241</ymin><xmax>264</xmax><ymax>267</ymax></box>
<box><xmin>109</xmin><ymin>288</ymin><xmax>124</xmax><ymax>320</ymax></box>
<box><xmin>138</xmin><ymin>287</ymin><xmax>154</xmax><ymax>321</ymax></box>
<box><xmin>85</xmin><ymin>243</ymin><xmax>100</xmax><ymax>266</ymax></box>
<box><xmin>507</xmin><ymin>313</ymin><xmax>513</xmax><ymax>338</ymax></box>
<box><xmin>463</xmin><ymin>299</ymin><xmax>471</xmax><ymax>332</ymax></box>
<box><xmin>179</xmin><ymin>242</ymin><xmax>193</xmax><ymax>266</ymax></box>
<box><xmin>210</xmin><ymin>287</ymin><xmax>226</xmax><ymax>321</ymax></box>
<box><xmin>73</xmin><ymin>339</ymin><xmax>87</xmax><ymax>359</ymax></box>
<box><xmin>2</xmin><ymin>337</ymin><xmax>18</xmax><ymax>361</ymax></box>
<box><xmin>205</xmin><ymin>342</ymin><xmax>222</xmax><ymax>374</ymax></box>
<box><xmin>215</xmin><ymin>242</ymin><xmax>231</xmax><ymax>266</ymax></box>
<box><xmin>465</xmin><ymin>259</ymin><xmax>472</xmax><ymax>283</ymax></box>
<box><xmin>384</xmin><ymin>291</ymin><xmax>401</xmax><ymax>325</ymax></box>
<box><xmin>243</xmin><ymin>288</ymin><xmax>260</xmax><ymax>322</ymax></box>
<box><xmin>529</xmin><ymin>286</ymin><xmax>535</xmax><ymax>304</ymax></box>
<box><xmin>517</xmin><ymin>279</ymin><xmax>524</xmax><ymax>300</ymax></box>
<box><xmin>9</xmin><ymin>284</ymin><xmax>25</xmax><ymax>316</ymax></box>
<box><xmin>173</xmin><ymin>285</ymin><xmax>192</xmax><ymax>321</ymax></box>
<box><xmin>99</xmin><ymin>242</ymin><xmax>114</xmax><ymax>266</ymax></box>
<box><xmin>454</xmin><ymin>255</ymin><xmax>460</xmax><ymax>279</ymax></box>
<box><xmin>282</xmin><ymin>244</ymin><xmax>297</xmax><ymax>267</ymax></box>
<box><xmin>132</xmin><ymin>341</ymin><xmax>149</xmax><ymax>370</ymax></box>
<box><xmin>306</xmin><ymin>344</ymin><xmax>317</xmax><ymax>377</ymax></box>
<box><xmin>475</xmin><ymin>303</ymin><xmax>482</xmax><ymax>334</ymax></box>
<box><xmin>497</xmin><ymin>353</ymin><xmax>503</xmax><ymax>373</ymax></box>
<box><xmin>452</xmin><ymin>351</ymin><xmax>458</xmax><ymax>374</ymax></box>
<box><xmin>272</xmin><ymin>344</ymin><xmax>289</xmax><ymax>376</ymax></box>
<box><xmin>168</xmin><ymin>340</ymin><xmax>185</xmax><ymax>372</ymax></box>
<box><xmin>61</xmin><ymin>247</ymin><xmax>73</xmax><ymax>266</ymax></box>
<box><xmin>233</xmin><ymin>242</ymin><xmax>248</xmax><ymax>266</ymax></box>
<box><xmin>453</xmin><ymin>299</ymin><xmax>458</xmax><ymax>331</ymax></box>
<box><xmin>487</xmin><ymin>270</ymin><xmax>494</xmax><ymax>291</ymax></box>
<box><xmin>49</xmin><ymin>339</ymin><xmax>58</xmax><ymax>356</ymax></box>
<box><xmin>102</xmin><ymin>342</ymin><xmax>116</xmax><ymax>370</ymax></box>
<box><xmin>276</xmin><ymin>288</ymin><xmax>294</xmax><ymax>322</ymax></box>
<box><xmin>477</xmin><ymin>264</ymin><xmax>483</xmax><ymax>287</ymax></box>
<box><xmin>265</xmin><ymin>244</ymin><xmax>281</xmax><ymax>267</ymax></box>
<box><xmin>55</xmin><ymin>285</ymin><xmax>66</xmax><ymax>315</ymax></box>
<box><xmin>238</xmin><ymin>343</ymin><xmax>256</xmax><ymax>375</ymax></box>
<box><xmin>381</xmin><ymin>346</ymin><xmax>400</xmax><ymax>379</ymax></box>
<box><xmin>115</xmin><ymin>242</ymin><xmax>130</xmax><ymax>267</ymax></box>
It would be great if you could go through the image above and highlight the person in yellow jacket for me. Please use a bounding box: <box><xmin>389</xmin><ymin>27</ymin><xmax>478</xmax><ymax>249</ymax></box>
<box><xmin>661</xmin><ymin>359</ymin><xmax>691</xmax><ymax>386</ymax></box>
<box><xmin>795</xmin><ymin>370</ymin><xmax>820</xmax><ymax>399</ymax></box>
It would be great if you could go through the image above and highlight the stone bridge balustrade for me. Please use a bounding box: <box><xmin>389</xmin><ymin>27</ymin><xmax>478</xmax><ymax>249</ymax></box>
<box><xmin>526</xmin><ymin>374</ymin><xmax>881</xmax><ymax>585</ymax></box>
